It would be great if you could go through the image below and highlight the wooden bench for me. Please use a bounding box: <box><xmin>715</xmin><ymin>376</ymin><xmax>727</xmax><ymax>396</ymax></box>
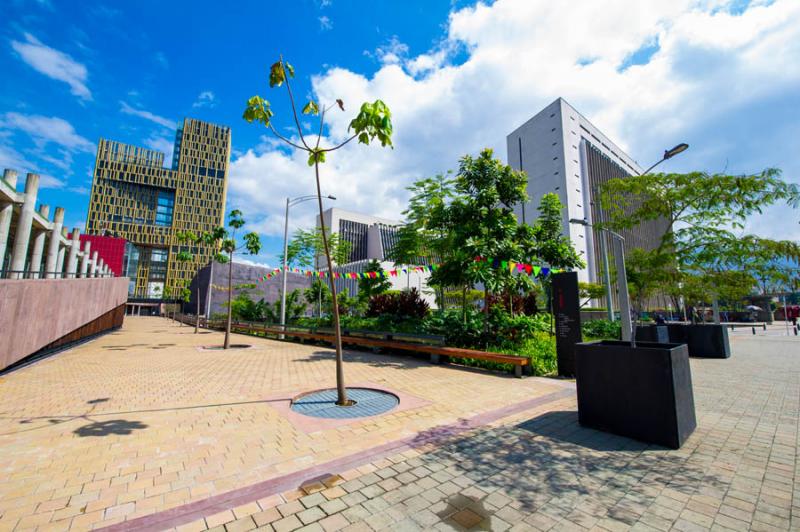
<box><xmin>224</xmin><ymin>321</ymin><xmax>530</xmax><ymax>377</ymax></box>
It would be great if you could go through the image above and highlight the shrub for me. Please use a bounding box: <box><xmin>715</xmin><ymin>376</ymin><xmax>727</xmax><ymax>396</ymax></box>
<box><xmin>367</xmin><ymin>288</ymin><xmax>430</xmax><ymax>320</ymax></box>
<box><xmin>582</xmin><ymin>319</ymin><xmax>621</xmax><ymax>340</ymax></box>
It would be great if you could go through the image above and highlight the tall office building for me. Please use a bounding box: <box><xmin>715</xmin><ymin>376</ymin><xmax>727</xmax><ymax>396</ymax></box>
<box><xmin>507</xmin><ymin>98</ymin><xmax>668</xmax><ymax>286</ymax></box>
<box><xmin>86</xmin><ymin>118</ymin><xmax>230</xmax><ymax>298</ymax></box>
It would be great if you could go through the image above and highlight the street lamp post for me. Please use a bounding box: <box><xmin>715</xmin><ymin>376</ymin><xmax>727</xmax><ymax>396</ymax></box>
<box><xmin>280</xmin><ymin>194</ymin><xmax>336</xmax><ymax>337</ymax></box>
<box><xmin>572</xmin><ymin>218</ymin><xmax>634</xmax><ymax>344</ymax></box>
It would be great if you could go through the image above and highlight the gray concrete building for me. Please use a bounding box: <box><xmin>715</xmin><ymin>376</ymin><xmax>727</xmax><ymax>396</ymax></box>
<box><xmin>507</xmin><ymin>98</ymin><xmax>669</xmax><ymax>286</ymax></box>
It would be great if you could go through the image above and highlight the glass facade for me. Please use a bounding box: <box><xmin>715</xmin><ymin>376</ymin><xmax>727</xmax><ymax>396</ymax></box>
<box><xmin>155</xmin><ymin>190</ymin><xmax>175</xmax><ymax>226</ymax></box>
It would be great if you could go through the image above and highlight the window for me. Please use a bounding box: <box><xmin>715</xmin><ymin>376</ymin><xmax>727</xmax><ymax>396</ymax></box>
<box><xmin>155</xmin><ymin>190</ymin><xmax>175</xmax><ymax>226</ymax></box>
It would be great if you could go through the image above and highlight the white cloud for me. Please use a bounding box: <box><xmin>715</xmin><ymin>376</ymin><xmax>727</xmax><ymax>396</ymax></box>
<box><xmin>119</xmin><ymin>101</ymin><xmax>174</xmax><ymax>128</ymax></box>
<box><xmin>10</xmin><ymin>33</ymin><xmax>91</xmax><ymax>100</ymax></box>
<box><xmin>39</xmin><ymin>174</ymin><xmax>65</xmax><ymax>189</ymax></box>
<box><xmin>319</xmin><ymin>16</ymin><xmax>333</xmax><ymax>31</ymax></box>
<box><xmin>229</xmin><ymin>0</ymin><xmax>800</xmax><ymax>246</ymax></box>
<box><xmin>371</xmin><ymin>36</ymin><xmax>409</xmax><ymax>65</ymax></box>
<box><xmin>192</xmin><ymin>90</ymin><xmax>216</xmax><ymax>109</ymax></box>
<box><xmin>0</xmin><ymin>112</ymin><xmax>95</xmax><ymax>152</ymax></box>
<box><xmin>68</xmin><ymin>185</ymin><xmax>90</xmax><ymax>195</ymax></box>
<box><xmin>144</xmin><ymin>134</ymin><xmax>175</xmax><ymax>167</ymax></box>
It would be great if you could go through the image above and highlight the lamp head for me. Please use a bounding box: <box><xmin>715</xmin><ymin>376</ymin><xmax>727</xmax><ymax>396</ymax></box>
<box><xmin>664</xmin><ymin>143</ymin><xmax>689</xmax><ymax>159</ymax></box>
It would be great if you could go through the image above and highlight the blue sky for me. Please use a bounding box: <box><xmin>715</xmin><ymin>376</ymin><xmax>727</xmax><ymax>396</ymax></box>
<box><xmin>2</xmin><ymin>0</ymin><xmax>799</xmax><ymax>267</ymax></box>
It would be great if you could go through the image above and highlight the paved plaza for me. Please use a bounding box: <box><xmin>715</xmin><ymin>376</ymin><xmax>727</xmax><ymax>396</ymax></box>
<box><xmin>0</xmin><ymin>318</ymin><xmax>798</xmax><ymax>531</ymax></box>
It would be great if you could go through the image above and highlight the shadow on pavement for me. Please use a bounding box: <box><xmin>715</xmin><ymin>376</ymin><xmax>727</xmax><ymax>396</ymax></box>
<box><xmin>74</xmin><ymin>419</ymin><xmax>148</xmax><ymax>437</ymax></box>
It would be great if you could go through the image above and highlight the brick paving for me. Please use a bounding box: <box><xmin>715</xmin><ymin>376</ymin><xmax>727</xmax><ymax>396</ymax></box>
<box><xmin>0</xmin><ymin>317</ymin><xmax>567</xmax><ymax>531</ymax></box>
<box><xmin>168</xmin><ymin>330</ymin><xmax>799</xmax><ymax>531</ymax></box>
<box><xmin>1</xmin><ymin>318</ymin><xmax>799</xmax><ymax>531</ymax></box>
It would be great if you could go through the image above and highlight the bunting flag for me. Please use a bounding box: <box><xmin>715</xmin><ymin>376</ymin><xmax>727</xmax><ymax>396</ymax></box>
<box><xmin>239</xmin><ymin>258</ymin><xmax>564</xmax><ymax>286</ymax></box>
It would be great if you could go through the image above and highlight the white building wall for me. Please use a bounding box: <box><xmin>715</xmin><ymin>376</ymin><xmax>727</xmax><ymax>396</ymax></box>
<box><xmin>507</xmin><ymin>97</ymin><xmax>643</xmax><ymax>284</ymax></box>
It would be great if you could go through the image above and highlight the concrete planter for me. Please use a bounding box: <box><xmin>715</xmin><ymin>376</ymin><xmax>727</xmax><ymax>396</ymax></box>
<box><xmin>575</xmin><ymin>340</ymin><xmax>697</xmax><ymax>449</ymax></box>
<box><xmin>635</xmin><ymin>325</ymin><xmax>669</xmax><ymax>344</ymax></box>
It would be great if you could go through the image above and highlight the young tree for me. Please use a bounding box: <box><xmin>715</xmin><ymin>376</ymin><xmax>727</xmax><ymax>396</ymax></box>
<box><xmin>213</xmin><ymin>210</ymin><xmax>261</xmax><ymax>349</ymax></box>
<box><xmin>579</xmin><ymin>282</ymin><xmax>606</xmax><ymax>308</ymax></box>
<box><xmin>357</xmin><ymin>259</ymin><xmax>392</xmax><ymax>304</ymax></box>
<box><xmin>392</xmin><ymin>173</ymin><xmax>456</xmax><ymax>309</ymax></box>
<box><xmin>428</xmin><ymin>149</ymin><xmax>540</xmax><ymax>330</ymax></box>
<box><xmin>243</xmin><ymin>57</ymin><xmax>393</xmax><ymax>406</ymax></box>
<box><xmin>600</xmin><ymin>169</ymin><xmax>800</xmax><ymax>321</ymax></box>
<box><xmin>527</xmin><ymin>193</ymin><xmax>585</xmax><ymax>332</ymax></box>
<box><xmin>175</xmin><ymin>231</ymin><xmax>200</xmax><ymax>332</ymax></box>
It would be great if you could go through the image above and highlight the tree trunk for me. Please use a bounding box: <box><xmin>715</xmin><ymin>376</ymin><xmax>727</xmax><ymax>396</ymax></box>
<box><xmin>462</xmin><ymin>286</ymin><xmax>468</xmax><ymax>324</ymax></box>
<box><xmin>315</xmin><ymin>162</ymin><xmax>348</xmax><ymax>406</ymax></box>
<box><xmin>224</xmin><ymin>254</ymin><xmax>233</xmax><ymax>349</ymax></box>
<box><xmin>484</xmin><ymin>287</ymin><xmax>489</xmax><ymax>347</ymax></box>
<box><xmin>195</xmin><ymin>278</ymin><xmax>200</xmax><ymax>334</ymax></box>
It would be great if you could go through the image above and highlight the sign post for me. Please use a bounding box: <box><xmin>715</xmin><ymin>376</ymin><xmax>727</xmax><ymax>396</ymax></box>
<box><xmin>553</xmin><ymin>271</ymin><xmax>582</xmax><ymax>377</ymax></box>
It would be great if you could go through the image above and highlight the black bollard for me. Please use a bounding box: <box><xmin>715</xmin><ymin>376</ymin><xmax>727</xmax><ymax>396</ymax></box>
<box><xmin>752</xmin><ymin>326</ymin><xmax>756</xmax><ymax>335</ymax></box>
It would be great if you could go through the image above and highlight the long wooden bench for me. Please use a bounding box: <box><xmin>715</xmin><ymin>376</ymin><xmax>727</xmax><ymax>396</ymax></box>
<box><xmin>222</xmin><ymin>321</ymin><xmax>530</xmax><ymax>377</ymax></box>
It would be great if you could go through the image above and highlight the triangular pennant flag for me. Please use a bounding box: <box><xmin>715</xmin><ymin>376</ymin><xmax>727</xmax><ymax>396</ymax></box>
<box><xmin>541</xmin><ymin>267</ymin><xmax>550</xmax><ymax>276</ymax></box>
<box><xmin>533</xmin><ymin>266</ymin><xmax>541</xmax><ymax>276</ymax></box>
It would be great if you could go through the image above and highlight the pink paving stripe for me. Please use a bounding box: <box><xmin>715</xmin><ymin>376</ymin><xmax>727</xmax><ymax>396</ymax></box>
<box><xmin>100</xmin><ymin>384</ymin><xmax>575</xmax><ymax>532</ymax></box>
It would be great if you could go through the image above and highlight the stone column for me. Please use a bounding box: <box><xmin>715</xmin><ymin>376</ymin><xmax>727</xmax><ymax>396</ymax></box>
<box><xmin>56</xmin><ymin>246</ymin><xmax>66</xmax><ymax>278</ymax></box>
<box><xmin>27</xmin><ymin>204</ymin><xmax>50</xmax><ymax>278</ymax></box>
<box><xmin>44</xmin><ymin>207</ymin><xmax>65</xmax><ymax>279</ymax></box>
<box><xmin>65</xmin><ymin>228</ymin><xmax>81</xmax><ymax>277</ymax></box>
<box><xmin>9</xmin><ymin>173</ymin><xmax>39</xmax><ymax>279</ymax></box>
<box><xmin>80</xmin><ymin>240</ymin><xmax>90</xmax><ymax>277</ymax></box>
<box><xmin>0</xmin><ymin>169</ymin><xmax>19</xmax><ymax>273</ymax></box>
<box><xmin>97</xmin><ymin>258</ymin><xmax>105</xmax><ymax>277</ymax></box>
<box><xmin>89</xmin><ymin>250</ymin><xmax>98</xmax><ymax>277</ymax></box>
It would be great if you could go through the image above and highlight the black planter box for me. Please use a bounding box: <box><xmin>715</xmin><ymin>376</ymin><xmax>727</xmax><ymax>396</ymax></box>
<box><xmin>664</xmin><ymin>324</ymin><xmax>730</xmax><ymax>358</ymax></box>
<box><xmin>636</xmin><ymin>325</ymin><xmax>669</xmax><ymax>343</ymax></box>
<box><xmin>686</xmin><ymin>325</ymin><xmax>730</xmax><ymax>358</ymax></box>
<box><xmin>574</xmin><ymin>340</ymin><xmax>697</xmax><ymax>449</ymax></box>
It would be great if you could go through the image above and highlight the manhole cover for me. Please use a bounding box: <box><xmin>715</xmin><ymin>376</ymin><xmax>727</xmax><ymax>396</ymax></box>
<box><xmin>291</xmin><ymin>388</ymin><xmax>399</xmax><ymax>419</ymax></box>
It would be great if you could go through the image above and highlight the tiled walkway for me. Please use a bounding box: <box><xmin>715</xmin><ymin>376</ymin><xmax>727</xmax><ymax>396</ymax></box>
<box><xmin>2</xmin><ymin>318</ymin><xmax>799</xmax><ymax>531</ymax></box>
<box><xmin>0</xmin><ymin>317</ymin><xmax>568</xmax><ymax>531</ymax></box>
<box><xmin>133</xmin><ymin>328</ymin><xmax>798</xmax><ymax>531</ymax></box>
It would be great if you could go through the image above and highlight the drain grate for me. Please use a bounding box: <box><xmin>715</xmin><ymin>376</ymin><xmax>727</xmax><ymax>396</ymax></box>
<box><xmin>291</xmin><ymin>387</ymin><xmax>399</xmax><ymax>419</ymax></box>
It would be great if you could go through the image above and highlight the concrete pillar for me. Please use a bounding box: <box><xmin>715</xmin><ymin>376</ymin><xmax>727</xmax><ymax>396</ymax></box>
<box><xmin>80</xmin><ymin>240</ymin><xmax>90</xmax><ymax>277</ymax></box>
<box><xmin>56</xmin><ymin>246</ymin><xmax>66</xmax><ymax>278</ymax></box>
<box><xmin>9</xmin><ymin>173</ymin><xmax>39</xmax><ymax>279</ymax></box>
<box><xmin>0</xmin><ymin>169</ymin><xmax>19</xmax><ymax>273</ymax></box>
<box><xmin>44</xmin><ymin>207</ymin><xmax>65</xmax><ymax>278</ymax></box>
<box><xmin>89</xmin><ymin>250</ymin><xmax>98</xmax><ymax>277</ymax></box>
<box><xmin>65</xmin><ymin>228</ymin><xmax>80</xmax><ymax>277</ymax></box>
<box><xmin>28</xmin><ymin>204</ymin><xmax>50</xmax><ymax>278</ymax></box>
<box><xmin>97</xmin><ymin>258</ymin><xmax>105</xmax><ymax>277</ymax></box>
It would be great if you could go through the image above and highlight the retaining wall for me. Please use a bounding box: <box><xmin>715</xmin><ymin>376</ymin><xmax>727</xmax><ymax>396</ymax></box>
<box><xmin>0</xmin><ymin>277</ymin><xmax>128</xmax><ymax>370</ymax></box>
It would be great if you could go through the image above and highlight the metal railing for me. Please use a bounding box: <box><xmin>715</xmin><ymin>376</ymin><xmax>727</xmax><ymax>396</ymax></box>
<box><xmin>0</xmin><ymin>269</ymin><xmax>116</xmax><ymax>280</ymax></box>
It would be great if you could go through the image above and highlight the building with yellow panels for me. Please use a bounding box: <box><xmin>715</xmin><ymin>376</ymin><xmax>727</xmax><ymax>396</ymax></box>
<box><xmin>86</xmin><ymin>118</ymin><xmax>229</xmax><ymax>299</ymax></box>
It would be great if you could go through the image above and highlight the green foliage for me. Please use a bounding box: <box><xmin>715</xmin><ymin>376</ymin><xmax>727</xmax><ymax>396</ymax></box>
<box><xmin>529</xmin><ymin>193</ymin><xmax>585</xmax><ymax>273</ymax></box>
<box><xmin>349</xmin><ymin>100</ymin><xmax>393</xmax><ymax>147</ymax></box>
<box><xmin>302</xmin><ymin>100</ymin><xmax>319</xmax><ymax>116</ymax></box>
<box><xmin>601</xmin><ymin>168</ymin><xmax>799</xmax><ymax>301</ymax></box>
<box><xmin>429</xmin><ymin>149</ymin><xmax>536</xmax><ymax>303</ymax></box>
<box><xmin>391</xmin><ymin>173</ymin><xmax>455</xmax><ymax>267</ymax></box>
<box><xmin>224</xmin><ymin>289</ymin><xmax>305</xmax><ymax>323</ymax></box>
<box><xmin>242</xmin><ymin>95</ymin><xmax>273</xmax><ymax>126</ymax></box>
<box><xmin>582</xmin><ymin>319</ymin><xmax>621</xmax><ymax>340</ymax></box>
<box><xmin>358</xmin><ymin>260</ymin><xmax>392</xmax><ymax>303</ymax></box>
<box><xmin>285</xmin><ymin>227</ymin><xmax>352</xmax><ymax>268</ymax></box>
<box><xmin>578</xmin><ymin>282</ymin><xmax>605</xmax><ymax>308</ymax></box>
